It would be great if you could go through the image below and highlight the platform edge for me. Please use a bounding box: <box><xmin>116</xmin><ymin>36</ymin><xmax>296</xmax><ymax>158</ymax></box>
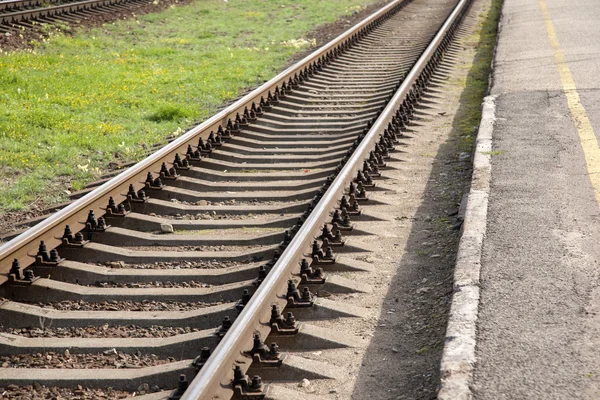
<box><xmin>437</xmin><ymin>95</ymin><xmax>496</xmax><ymax>400</ymax></box>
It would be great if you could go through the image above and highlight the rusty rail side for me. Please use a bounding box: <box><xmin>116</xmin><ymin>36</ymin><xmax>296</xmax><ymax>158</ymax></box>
<box><xmin>0</xmin><ymin>0</ymin><xmax>408</xmax><ymax>282</ymax></box>
<box><xmin>0</xmin><ymin>0</ymin><xmax>146</xmax><ymax>23</ymax></box>
<box><xmin>181</xmin><ymin>0</ymin><xmax>472</xmax><ymax>398</ymax></box>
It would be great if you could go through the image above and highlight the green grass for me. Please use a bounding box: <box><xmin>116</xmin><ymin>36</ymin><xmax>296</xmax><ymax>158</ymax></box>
<box><xmin>0</xmin><ymin>0</ymin><xmax>377</xmax><ymax>211</ymax></box>
<box><xmin>481</xmin><ymin>150</ymin><xmax>507</xmax><ymax>156</ymax></box>
<box><xmin>454</xmin><ymin>0</ymin><xmax>503</xmax><ymax>153</ymax></box>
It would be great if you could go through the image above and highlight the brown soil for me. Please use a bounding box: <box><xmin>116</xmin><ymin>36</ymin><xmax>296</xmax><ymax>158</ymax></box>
<box><xmin>0</xmin><ymin>384</ymin><xmax>135</xmax><ymax>399</ymax></box>
<box><xmin>95</xmin><ymin>280</ymin><xmax>212</xmax><ymax>288</ymax></box>
<box><xmin>1</xmin><ymin>351</ymin><xmax>174</xmax><ymax>369</ymax></box>
<box><xmin>101</xmin><ymin>259</ymin><xmax>246</xmax><ymax>269</ymax></box>
<box><xmin>2</xmin><ymin>325</ymin><xmax>199</xmax><ymax>338</ymax></box>
<box><xmin>31</xmin><ymin>299</ymin><xmax>222</xmax><ymax>311</ymax></box>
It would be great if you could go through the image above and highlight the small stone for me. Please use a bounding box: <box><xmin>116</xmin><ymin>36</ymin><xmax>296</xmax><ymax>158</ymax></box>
<box><xmin>299</xmin><ymin>378</ymin><xmax>310</xmax><ymax>388</ymax></box>
<box><xmin>329</xmin><ymin>389</ymin><xmax>339</xmax><ymax>393</ymax></box>
<box><xmin>137</xmin><ymin>384</ymin><xmax>150</xmax><ymax>393</ymax></box>
<box><xmin>392</xmin><ymin>348</ymin><xmax>399</xmax><ymax>353</ymax></box>
<box><xmin>160</xmin><ymin>223</ymin><xmax>174</xmax><ymax>233</ymax></box>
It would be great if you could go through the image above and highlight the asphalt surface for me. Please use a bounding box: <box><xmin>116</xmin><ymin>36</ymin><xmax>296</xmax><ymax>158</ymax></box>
<box><xmin>473</xmin><ymin>0</ymin><xmax>600</xmax><ymax>398</ymax></box>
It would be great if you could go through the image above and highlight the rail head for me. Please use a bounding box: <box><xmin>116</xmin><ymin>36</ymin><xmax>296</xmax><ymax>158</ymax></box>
<box><xmin>0</xmin><ymin>0</ymin><xmax>407</xmax><ymax>279</ymax></box>
<box><xmin>180</xmin><ymin>0</ymin><xmax>472</xmax><ymax>398</ymax></box>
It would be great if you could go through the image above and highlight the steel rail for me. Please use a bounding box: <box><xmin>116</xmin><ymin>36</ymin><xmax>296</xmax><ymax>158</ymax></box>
<box><xmin>0</xmin><ymin>0</ymin><xmax>61</xmax><ymax>13</ymax></box>
<box><xmin>181</xmin><ymin>0</ymin><xmax>471</xmax><ymax>397</ymax></box>
<box><xmin>0</xmin><ymin>0</ymin><xmax>407</xmax><ymax>281</ymax></box>
<box><xmin>0</xmin><ymin>0</ymin><xmax>145</xmax><ymax>23</ymax></box>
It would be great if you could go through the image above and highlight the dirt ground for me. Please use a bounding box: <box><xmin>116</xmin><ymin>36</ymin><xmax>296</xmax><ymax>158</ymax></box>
<box><xmin>274</xmin><ymin>0</ymin><xmax>496</xmax><ymax>398</ymax></box>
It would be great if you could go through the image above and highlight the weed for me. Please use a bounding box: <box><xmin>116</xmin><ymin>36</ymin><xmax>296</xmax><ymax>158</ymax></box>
<box><xmin>416</xmin><ymin>248</ymin><xmax>430</xmax><ymax>256</ymax></box>
<box><xmin>453</xmin><ymin>0</ymin><xmax>503</xmax><ymax>154</ymax></box>
<box><xmin>481</xmin><ymin>150</ymin><xmax>507</xmax><ymax>156</ymax></box>
<box><xmin>147</xmin><ymin>105</ymin><xmax>192</xmax><ymax>122</ymax></box>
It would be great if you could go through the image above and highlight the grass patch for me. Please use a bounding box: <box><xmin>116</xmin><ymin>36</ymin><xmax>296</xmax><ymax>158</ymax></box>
<box><xmin>481</xmin><ymin>150</ymin><xmax>507</xmax><ymax>156</ymax></box>
<box><xmin>454</xmin><ymin>0</ymin><xmax>503</xmax><ymax>154</ymax></box>
<box><xmin>147</xmin><ymin>105</ymin><xmax>193</xmax><ymax>122</ymax></box>
<box><xmin>0</xmin><ymin>0</ymin><xmax>377</xmax><ymax>211</ymax></box>
<box><xmin>416</xmin><ymin>248</ymin><xmax>430</xmax><ymax>256</ymax></box>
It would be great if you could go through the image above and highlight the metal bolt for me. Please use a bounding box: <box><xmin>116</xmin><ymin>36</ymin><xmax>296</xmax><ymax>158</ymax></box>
<box><xmin>200</xmin><ymin>347</ymin><xmax>211</xmax><ymax>361</ymax></box>
<box><xmin>270</xmin><ymin>343</ymin><xmax>279</xmax><ymax>356</ymax></box>
<box><xmin>270</xmin><ymin>305</ymin><xmax>281</xmax><ymax>324</ymax></box>
<box><xmin>233</xmin><ymin>365</ymin><xmax>246</xmax><ymax>382</ymax></box>
<box><xmin>286</xmin><ymin>312</ymin><xmax>296</xmax><ymax>326</ymax></box>
<box><xmin>249</xmin><ymin>375</ymin><xmax>263</xmax><ymax>391</ymax></box>
<box><xmin>108</xmin><ymin>197</ymin><xmax>117</xmax><ymax>212</ymax></box>
<box><xmin>286</xmin><ymin>280</ymin><xmax>300</xmax><ymax>300</ymax></box>
<box><xmin>24</xmin><ymin>270</ymin><xmax>35</xmax><ymax>281</ymax></box>
<box><xmin>50</xmin><ymin>249</ymin><xmax>60</xmax><ymax>262</ymax></box>
<box><xmin>10</xmin><ymin>259</ymin><xmax>21</xmax><ymax>280</ymax></box>
<box><xmin>241</xmin><ymin>289</ymin><xmax>250</xmax><ymax>304</ymax></box>
<box><xmin>176</xmin><ymin>374</ymin><xmax>188</xmax><ymax>394</ymax></box>
<box><xmin>63</xmin><ymin>225</ymin><xmax>74</xmax><ymax>242</ymax></box>
<box><xmin>325</xmin><ymin>246</ymin><xmax>334</xmax><ymax>259</ymax></box>
<box><xmin>300</xmin><ymin>259</ymin><xmax>311</xmax><ymax>275</ymax></box>
<box><xmin>250</xmin><ymin>333</ymin><xmax>269</xmax><ymax>357</ymax></box>
<box><xmin>302</xmin><ymin>287</ymin><xmax>313</xmax><ymax>302</ymax></box>
<box><xmin>37</xmin><ymin>240</ymin><xmax>50</xmax><ymax>261</ymax></box>
<box><xmin>221</xmin><ymin>316</ymin><xmax>232</xmax><ymax>333</ymax></box>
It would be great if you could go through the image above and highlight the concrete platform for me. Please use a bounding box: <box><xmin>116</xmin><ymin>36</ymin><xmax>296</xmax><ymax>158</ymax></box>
<box><xmin>463</xmin><ymin>0</ymin><xmax>600</xmax><ymax>398</ymax></box>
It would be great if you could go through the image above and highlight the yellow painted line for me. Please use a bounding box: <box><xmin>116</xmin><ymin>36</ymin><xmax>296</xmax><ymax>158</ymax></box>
<box><xmin>539</xmin><ymin>0</ymin><xmax>600</xmax><ymax>202</ymax></box>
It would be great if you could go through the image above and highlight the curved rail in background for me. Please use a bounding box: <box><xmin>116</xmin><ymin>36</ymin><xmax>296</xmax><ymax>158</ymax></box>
<box><xmin>181</xmin><ymin>0</ymin><xmax>472</xmax><ymax>397</ymax></box>
<box><xmin>0</xmin><ymin>0</ymin><xmax>147</xmax><ymax>24</ymax></box>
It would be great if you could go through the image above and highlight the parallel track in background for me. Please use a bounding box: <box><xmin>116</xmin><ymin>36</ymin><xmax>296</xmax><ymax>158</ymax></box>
<box><xmin>0</xmin><ymin>0</ymin><xmax>152</xmax><ymax>33</ymax></box>
<box><xmin>0</xmin><ymin>0</ymin><xmax>471</xmax><ymax>398</ymax></box>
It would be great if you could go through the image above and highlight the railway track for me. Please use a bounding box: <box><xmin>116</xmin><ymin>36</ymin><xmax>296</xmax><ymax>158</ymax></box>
<box><xmin>0</xmin><ymin>0</ymin><xmax>153</xmax><ymax>33</ymax></box>
<box><xmin>0</xmin><ymin>0</ymin><xmax>472</xmax><ymax>397</ymax></box>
